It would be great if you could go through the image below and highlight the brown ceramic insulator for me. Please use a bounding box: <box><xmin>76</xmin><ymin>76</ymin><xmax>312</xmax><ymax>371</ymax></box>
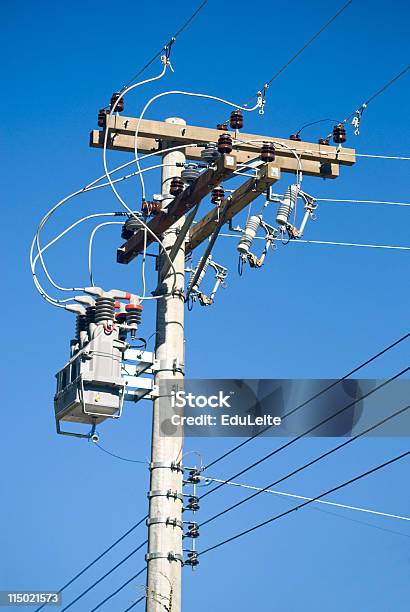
<box><xmin>229</xmin><ymin>110</ymin><xmax>244</xmax><ymax>130</ymax></box>
<box><xmin>217</xmin><ymin>133</ymin><xmax>233</xmax><ymax>154</ymax></box>
<box><xmin>260</xmin><ymin>142</ymin><xmax>276</xmax><ymax>162</ymax></box>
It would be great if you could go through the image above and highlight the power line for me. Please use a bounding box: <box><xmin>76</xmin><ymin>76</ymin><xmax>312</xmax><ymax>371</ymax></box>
<box><xmin>203</xmin><ymin>331</ymin><xmax>410</xmax><ymax>472</ymax></box>
<box><xmin>199</xmin><ymin>450</ymin><xmax>410</xmax><ymax>557</ymax></box>
<box><xmin>93</xmin><ymin>442</ymin><xmax>147</xmax><ymax>465</ymax></box>
<box><xmin>243</xmin><ymin>0</ymin><xmax>353</xmax><ymax>105</ymax></box>
<box><xmin>120</xmin><ymin>0</ymin><xmax>209</xmax><ymax>91</ymax></box>
<box><xmin>60</xmin><ymin>541</ymin><xmax>147</xmax><ymax>612</ymax></box>
<box><xmin>200</xmin><ymin>477</ymin><xmax>410</xmax><ymax>523</ymax></box>
<box><xmin>316</xmin><ymin>197</ymin><xmax>410</xmax><ymax>207</ymax></box>
<box><xmin>323</xmin><ymin>64</ymin><xmax>410</xmax><ymax>138</ymax></box>
<box><xmin>123</xmin><ymin>595</ymin><xmax>146</xmax><ymax>611</ymax></box>
<box><xmin>91</xmin><ymin>567</ymin><xmax>147</xmax><ymax>612</ymax></box>
<box><xmin>201</xmin><ymin>477</ymin><xmax>410</xmax><ymax>539</ymax></box>
<box><xmin>200</xmin><ymin>368</ymin><xmax>409</xmax><ymax>503</ymax></box>
<box><xmin>199</xmin><ymin>399</ymin><xmax>410</xmax><ymax>527</ymax></box>
<box><xmin>218</xmin><ymin>233</ymin><xmax>410</xmax><ymax>251</ymax></box>
<box><xmin>34</xmin><ymin>516</ymin><xmax>147</xmax><ymax>612</ymax></box>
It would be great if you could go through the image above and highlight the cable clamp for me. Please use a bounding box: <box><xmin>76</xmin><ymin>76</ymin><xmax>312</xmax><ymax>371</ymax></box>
<box><xmin>145</xmin><ymin>552</ymin><xmax>184</xmax><ymax>564</ymax></box>
<box><xmin>257</xmin><ymin>85</ymin><xmax>268</xmax><ymax>115</ymax></box>
<box><xmin>146</xmin><ymin>517</ymin><xmax>184</xmax><ymax>530</ymax></box>
<box><xmin>149</xmin><ymin>461</ymin><xmax>184</xmax><ymax>473</ymax></box>
<box><xmin>148</xmin><ymin>489</ymin><xmax>184</xmax><ymax>503</ymax></box>
<box><xmin>153</xmin><ymin>358</ymin><xmax>185</xmax><ymax>376</ymax></box>
<box><xmin>351</xmin><ymin>103</ymin><xmax>367</xmax><ymax>135</ymax></box>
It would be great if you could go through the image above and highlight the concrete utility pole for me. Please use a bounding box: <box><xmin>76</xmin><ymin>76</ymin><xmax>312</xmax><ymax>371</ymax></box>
<box><xmin>146</xmin><ymin>118</ymin><xmax>186</xmax><ymax>612</ymax></box>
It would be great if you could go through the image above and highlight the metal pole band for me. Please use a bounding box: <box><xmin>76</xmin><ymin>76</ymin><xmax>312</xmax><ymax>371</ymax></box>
<box><xmin>145</xmin><ymin>552</ymin><xmax>184</xmax><ymax>564</ymax></box>
<box><xmin>146</xmin><ymin>517</ymin><xmax>183</xmax><ymax>530</ymax></box>
<box><xmin>149</xmin><ymin>461</ymin><xmax>184</xmax><ymax>473</ymax></box>
<box><xmin>148</xmin><ymin>489</ymin><xmax>184</xmax><ymax>503</ymax></box>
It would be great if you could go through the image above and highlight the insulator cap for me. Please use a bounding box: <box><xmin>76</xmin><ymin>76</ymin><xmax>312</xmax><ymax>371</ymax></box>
<box><xmin>217</xmin><ymin>133</ymin><xmax>233</xmax><ymax>154</ymax></box>
<box><xmin>318</xmin><ymin>138</ymin><xmax>330</xmax><ymax>146</ymax></box>
<box><xmin>125</xmin><ymin>303</ymin><xmax>143</xmax><ymax>312</ymax></box>
<box><xmin>170</xmin><ymin>177</ymin><xmax>185</xmax><ymax>196</ymax></box>
<box><xmin>141</xmin><ymin>200</ymin><xmax>162</xmax><ymax>216</ymax></box>
<box><xmin>260</xmin><ymin>141</ymin><xmax>276</xmax><ymax>162</ymax></box>
<box><xmin>289</xmin><ymin>134</ymin><xmax>301</xmax><ymax>142</ymax></box>
<box><xmin>110</xmin><ymin>92</ymin><xmax>124</xmax><ymax>113</ymax></box>
<box><xmin>181</xmin><ymin>164</ymin><xmax>200</xmax><ymax>184</ymax></box>
<box><xmin>187</xmin><ymin>470</ymin><xmax>201</xmax><ymax>484</ymax></box>
<box><xmin>201</xmin><ymin>142</ymin><xmax>220</xmax><ymax>164</ymax></box>
<box><xmin>187</xmin><ymin>524</ymin><xmax>199</xmax><ymax>538</ymax></box>
<box><xmin>115</xmin><ymin>312</ymin><xmax>127</xmax><ymax>323</ymax></box>
<box><xmin>216</xmin><ymin>123</ymin><xmax>228</xmax><ymax>131</ymax></box>
<box><xmin>229</xmin><ymin>110</ymin><xmax>244</xmax><ymax>130</ymax></box>
<box><xmin>186</xmin><ymin>495</ymin><xmax>200</xmax><ymax>511</ymax></box>
<box><xmin>121</xmin><ymin>216</ymin><xmax>141</xmax><ymax>240</ymax></box>
<box><xmin>97</xmin><ymin>108</ymin><xmax>109</xmax><ymax>128</ymax></box>
<box><xmin>332</xmin><ymin>123</ymin><xmax>346</xmax><ymax>144</ymax></box>
<box><xmin>211</xmin><ymin>186</ymin><xmax>225</xmax><ymax>204</ymax></box>
<box><xmin>185</xmin><ymin>552</ymin><xmax>199</xmax><ymax>567</ymax></box>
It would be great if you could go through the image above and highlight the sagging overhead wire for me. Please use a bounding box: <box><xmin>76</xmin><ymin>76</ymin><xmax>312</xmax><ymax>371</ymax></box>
<box><xmin>59</xmin><ymin>541</ymin><xmax>147</xmax><ymax>612</ymax></box>
<box><xmin>198</xmin><ymin>450</ymin><xmax>410</xmax><ymax>557</ymax></box>
<box><xmin>199</xmin><ymin>391</ymin><xmax>410</xmax><ymax>527</ymax></box>
<box><xmin>200</xmin><ymin>367</ymin><xmax>410</xmax><ymax>505</ymax></box>
<box><xmin>203</xmin><ymin>331</ymin><xmax>410</xmax><ymax>472</ymax></box>
<box><xmin>119</xmin><ymin>0</ymin><xmax>209</xmax><ymax>92</ymax></box>
<box><xmin>228</xmin><ymin>0</ymin><xmax>353</xmax><ymax>114</ymax></box>
<box><xmin>323</xmin><ymin>64</ymin><xmax>410</xmax><ymax>139</ymax></box>
<box><xmin>200</xmin><ymin>476</ymin><xmax>410</xmax><ymax>524</ymax></box>
<box><xmin>218</xmin><ymin>233</ymin><xmax>410</xmax><ymax>251</ymax></box>
<box><xmin>90</xmin><ymin>567</ymin><xmax>147</xmax><ymax>612</ymax></box>
<box><xmin>34</xmin><ymin>516</ymin><xmax>147</xmax><ymax>612</ymax></box>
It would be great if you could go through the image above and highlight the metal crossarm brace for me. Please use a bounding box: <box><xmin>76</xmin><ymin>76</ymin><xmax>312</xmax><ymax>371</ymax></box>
<box><xmin>187</xmin><ymin>162</ymin><xmax>281</xmax><ymax>254</ymax></box>
<box><xmin>116</xmin><ymin>154</ymin><xmax>237</xmax><ymax>264</ymax></box>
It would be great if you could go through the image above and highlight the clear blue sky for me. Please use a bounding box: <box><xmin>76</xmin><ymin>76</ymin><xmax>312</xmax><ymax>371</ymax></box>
<box><xmin>1</xmin><ymin>0</ymin><xmax>409</xmax><ymax>610</ymax></box>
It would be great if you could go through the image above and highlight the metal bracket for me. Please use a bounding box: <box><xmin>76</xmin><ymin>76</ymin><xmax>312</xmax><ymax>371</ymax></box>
<box><xmin>149</xmin><ymin>461</ymin><xmax>184</xmax><ymax>473</ymax></box>
<box><xmin>146</xmin><ymin>517</ymin><xmax>183</xmax><ymax>530</ymax></box>
<box><xmin>148</xmin><ymin>490</ymin><xmax>184</xmax><ymax>503</ymax></box>
<box><xmin>145</xmin><ymin>552</ymin><xmax>184</xmax><ymax>564</ymax></box>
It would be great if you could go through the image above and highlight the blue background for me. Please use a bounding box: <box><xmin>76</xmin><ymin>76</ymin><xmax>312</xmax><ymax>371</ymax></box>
<box><xmin>1</xmin><ymin>0</ymin><xmax>409</xmax><ymax>610</ymax></box>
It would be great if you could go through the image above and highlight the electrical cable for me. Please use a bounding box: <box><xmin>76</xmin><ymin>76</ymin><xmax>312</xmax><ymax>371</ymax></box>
<box><xmin>218</xmin><ymin>233</ymin><xmax>410</xmax><ymax>251</ymax></box>
<box><xmin>60</xmin><ymin>541</ymin><xmax>147</xmax><ymax>611</ymax></box>
<box><xmin>199</xmin><ymin>396</ymin><xmax>410</xmax><ymax>526</ymax></box>
<box><xmin>199</xmin><ymin>450</ymin><xmax>410</xmax><ymax>557</ymax></box>
<box><xmin>324</xmin><ymin>64</ymin><xmax>410</xmax><ymax>139</ymax></box>
<box><xmin>34</xmin><ymin>516</ymin><xmax>147</xmax><ymax>612</ymax></box>
<box><xmin>90</xmin><ymin>568</ymin><xmax>147</xmax><ymax>612</ymax></box>
<box><xmin>203</xmin><ymin>331</ymin><xmax>410</xmax><ymax>472</ymax></box>
<box><xmin>236</xmin><ymin>0</ymin><xmax>353</xmax><ymax>109</ymax></box>
<box><xmin>200</xmin><ymin>476</ymin><xmax>410</xmax><ymax>524</ymax></box>
<box><xmin>200</xmin><ymin>367</ymin><xmax>409</xmax><ymax>503</ymax></box>
<box><xmin>93</xmin><ymin>442</ymin><xmax>147</xmax><ymax>465</ymax></box>
<box><xmin>88</xmin><ymin>222</ymin><xmax>124</xmax><ymax>286</ymax></box>
<box><xmin>120</xmin><ymin>0</ymin><xmax>209</xmax><ymax>91</ymax></box>
<box><xmin>315</xmin><ymin>197</ymin><xmax>410</xmax><ymax>207</ymax></box>
<box><xmin>123</xmin><ymin>595</ymin><xmax>146</xmax><ymax>611</ymax></box>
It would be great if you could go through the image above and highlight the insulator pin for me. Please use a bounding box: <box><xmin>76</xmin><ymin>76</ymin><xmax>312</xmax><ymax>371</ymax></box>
<box><xmin>320</xmin><ymin>162</ymin><xmax>332</xmax><ymax>177</ymax></box>
<box><xmin>185</xmin><ymin>551</ymin><xmax>199</xmax><ymax>567</ymax></box>
<box><xmin>229</xmin><ymin>110</ymin><xmax>243</xmax><ymax>130</ymax></box>
<box><xmin>97</xmin><ymin>108</ymin><xmax>109</xmax><ymax>128</ymax></box>
<box><xmin>318</xmin><ymin>138</ymin><xmax>330</xmax><ymax>146</ymax></box>
<box><xmin>217</xmin><ymin>133</ymin><xmax>233</xmax><ymax>154</ymax></box>
<box><xmin>237</xmin><ymin>215</ymin><xmax>262</xmax><ymax>255</ymax></box>
<box><xmin>170</xmin><ymin>177</ymin><xmax>185</xmax><ymax>196</ymax></box>
<box><xmin>110</xmin><ymin>92</ymin><xmax>124</xmax><ymax>113</ymax></box>
<box><xmin>125</xmin><ymin>303</ymin><xmax>142</xmax><ymax>338</ymax></box>
<box><xmin>276</xmin><ymin>184</ymin><xmax>298</xmax><ymax>226</ymax></box>
<box><xmin>186</xmin><ymin>496</ymin><xmax>200</xmax><ymax>511</ymax></box>
<box><xmin>216</xmin><ymin>123</ymin><xmax>228</xmax><ymax>131</ymax></box>
<box><xmin>289</xmin><ymin>134</ymin><xmax>301</xmax><ymax>142</ymax></box>
<box><xmin>121</xmin><ymin>216</ymin><xmax>141</xmax><ymax>240</ymax></box>
<box><xmin>181</xmin><ymin>164</ymin><xmax>200</xmax><ymax>184</ymax></box>
<box><xmin>201</xmin><ymin>142</ymin><xmax>220</xmax><ymax>164</ymax></box>
<box><xmin>186</xmin><ymin>523</ymin><xmax>199</xmax><ymax>538</ymax></box>
<box><xmin>260</xmin><ymin>142</ymin><xmax>276</xmax><ymax>162</ymax></box>
<box><xmin>332</xmin><ymin>123</ymin><xmax>346</xmax><ymax>144</ymax></box>
<box><xmin>141</xmin><ymin>200</ymin><xmax>162</xmax><ymax>216</ymax></box>
<box><xmin>211</xmin><ymin>186</ymin><xmax>225</xmax><ymax>204</ymax></box>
